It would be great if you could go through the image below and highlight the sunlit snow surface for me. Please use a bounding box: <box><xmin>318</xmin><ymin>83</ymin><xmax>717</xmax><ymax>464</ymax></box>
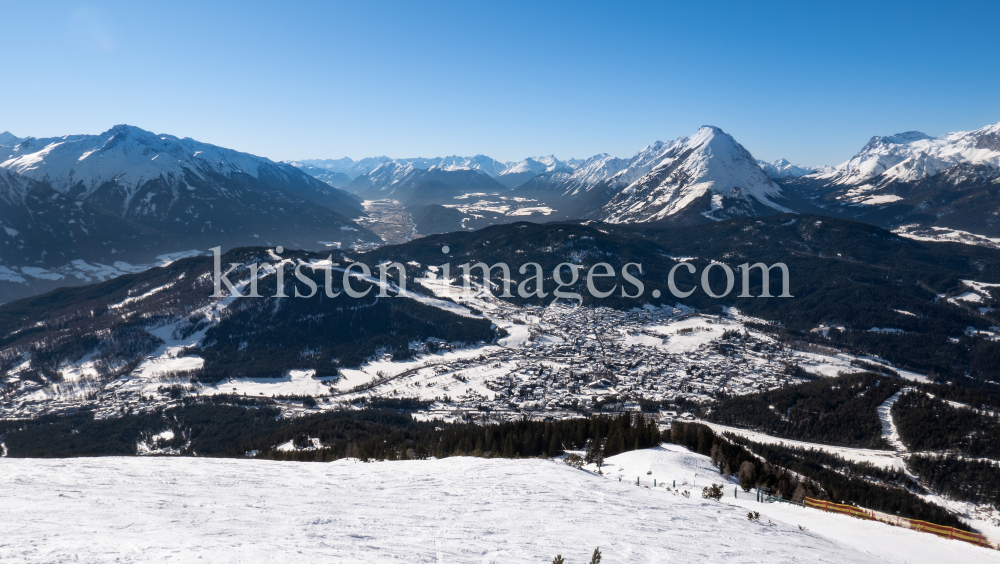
<box><xmin>600</xmin><ymin>126</ymin><xmax>790</xmax><ymax>223</ymax></box>
<box><xmin>2</xmin><ymin>451</ymin><xmax>994</xmax><ymax>563</ymax></box>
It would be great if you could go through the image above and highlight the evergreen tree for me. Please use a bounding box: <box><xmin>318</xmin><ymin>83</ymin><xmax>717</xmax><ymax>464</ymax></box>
<box><xmin>585</xmin><ymin>435</ymin><xmax>599</xmax><ymax>464</ymax></box>
<box><xmin>738</xmin><ymin>461</ymin><xmax>756</xmax><ymax>491</ymax></box>
<box><xmin>590</xmin><ymin>547</ymin><xmax>602</xmax><ymax>564</ymax></box>
<box><xmin>548</xmin><ymin>433</ymin><xmax>561</xmax><ymax>457</ymax></box>
<box><xmin>593</xmin><ymin>440</ymin><xmax>605</xmax><ymax>471</ymax></box>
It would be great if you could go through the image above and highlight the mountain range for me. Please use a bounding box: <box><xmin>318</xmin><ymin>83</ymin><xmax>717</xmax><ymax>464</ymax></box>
<box><xmin>0</xmin><ymin>125</ymin><xmax>379</xmax><ymax>302</ymax></box>
<box><xmin>777</xmin><ymin>122</ymin><xmax>1000</xmax><ymax>237</ymax></box>
<box><xmin>293</xmin><ymin>126</ymin><xmax>798</xmax><ymax>231</ymax></box>
<box><xmin>1</xmin><ymin>119</ymin><xmax>999</xmax><ymax>302</ymax></box>
<box><xmin>294</xmin><ymin>120</ymin><xmax>1000</xmax><ymax>238</ymax></box>
<box><xmin>757</xmin><ymin>158</ymin><xmax>824</xmax><ymax>178</ymax></box>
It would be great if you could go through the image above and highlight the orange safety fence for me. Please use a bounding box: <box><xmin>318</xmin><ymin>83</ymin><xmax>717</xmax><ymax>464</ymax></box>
<box><xmin>803</xmin><ymin>497</ymin><xmax>1000</xmax><ymax>551</ymax></box>
<box><xmin>804</xmin><ymin>498</ymin><xmax>874</xmax><ymax>520</ymax></box>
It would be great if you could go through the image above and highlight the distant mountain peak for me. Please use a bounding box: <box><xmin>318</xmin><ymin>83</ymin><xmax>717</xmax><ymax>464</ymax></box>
<box><xmin>107</xmin><ymin>123</ymin><xmax>144</xmax><ymax>134</ymax></box>
<box><xmin>757</xmin><ymin>158</ymin><xmax>817</xmax><ymax>179</ymax></box>
<box><xmin>598</xmin><ymin>125</ymin><xmax>788</xmax><ymax>223</ymax></box>
<box><xmin>886</xmin><ymin>131</ymin><xmax>932</xmax><ymax>143</ymax></box>
<box><xmin>0</xmin><ymin>131</ymin><xmax>23</xmax><ymax>147</ymax></box>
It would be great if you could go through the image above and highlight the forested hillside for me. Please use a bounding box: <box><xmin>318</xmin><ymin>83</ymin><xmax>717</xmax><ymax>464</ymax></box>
<box><xmin>702</xmin><ymin>373</ymin><xmax>900</xmax><ymax>449</ymax></box>
<box><xmin>892</xmin><ymin>391</ymin><xmax>1000</xmax><ymax>458</ymax></box>
<box><xmin>360</xmin><ymin>214</ymin><xmax>1000</xmax><ymax>383</ymax></box>
<box><xmin>3</xmin><ymin>215</ymin><xmax>998</xmax><ymax>391</ymax></box>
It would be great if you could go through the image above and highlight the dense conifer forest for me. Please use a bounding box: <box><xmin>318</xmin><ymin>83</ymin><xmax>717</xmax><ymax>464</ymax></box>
<box><xmin>907</xmin><ymin>455</ymin><xmax>1000</xmax><ymax>508</ymax></box>
<box><xmin>249</xmin><ymin>410</ymin><xmax>662</xmax><ymax>462</ymax></box>
<box><xmin>892</xmin><ymin>391</ymin><xmax>1000</xmax><ymax>458</ymax></box>
<box><xmin>196</xmin><ymin>282</ymin><xmax>495</xmax><ymax>381</ymax></box>
<box><xmin>702</xmin><ymin>373</ymin><xmax>900</xmax><ymax>448</ymax></box>
<box><xmin>0</xmin><ymin>398</ymin><xmax>282</xmax><ymax>457</ymax></box>
<box><xmin>703</xmin><ymin>371</ymin><xmax>1000</xmax><ymax>453</ymax></box>
<box><xmin>0</xmin><ymin>401</ymin><xmax>658</xmax><ymax>462</ymax></box>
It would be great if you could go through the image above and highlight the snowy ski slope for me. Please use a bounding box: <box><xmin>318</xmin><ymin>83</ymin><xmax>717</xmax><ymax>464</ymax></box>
<box><xmin>1</xmin><ymin>448</ymin><xmax>995</xmax><ymax>563</ymax></box>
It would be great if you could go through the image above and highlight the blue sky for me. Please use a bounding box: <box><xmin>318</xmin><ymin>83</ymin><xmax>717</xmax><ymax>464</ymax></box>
<box><xmin>2</xmin><ymin>1</ymin><xmax>998</xmax><ymax>166</ymax></box>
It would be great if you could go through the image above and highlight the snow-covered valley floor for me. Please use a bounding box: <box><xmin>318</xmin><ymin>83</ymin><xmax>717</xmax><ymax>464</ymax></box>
<box><xmin>1</xmin><ymin>448</ymin><xmax>995</xmax><ymax>563</ymax></box>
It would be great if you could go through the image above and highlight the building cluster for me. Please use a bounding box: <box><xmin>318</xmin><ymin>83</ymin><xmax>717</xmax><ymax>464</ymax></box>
<box><xmin>2</xmin><ymin>300</ymin><xmax>812</xmax><ymax>424</ymax></box>
<box><xmin>347</xmin><ymin>304</ymin><xmax>805</xmax><ymax>423</ymax></box>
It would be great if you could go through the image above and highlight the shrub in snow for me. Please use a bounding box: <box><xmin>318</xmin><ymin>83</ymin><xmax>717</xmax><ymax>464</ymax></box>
<box><xmin>549</xmin><ymin>547</ymin><xmax>601</xmax><ymax>563</ymax></box>
<box><xmin>564</xmin><ymin>453</ymin><xmax>584</xmax><ymax>469</ymax></box>
<box><xmin>702</xmin><ymin>483</ymin><xmax>724</xmax><ymax>501</ymax></box>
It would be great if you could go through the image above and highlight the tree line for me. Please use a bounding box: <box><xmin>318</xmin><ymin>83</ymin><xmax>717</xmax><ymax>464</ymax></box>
<box><xmin>255</xmin><ymin>410</ymin><xmax>662</xmax><ymax>463</ymax></box>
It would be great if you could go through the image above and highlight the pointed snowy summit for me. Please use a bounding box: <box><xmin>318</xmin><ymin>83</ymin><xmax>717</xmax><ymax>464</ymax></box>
<box><xmin>597</xmin><ymin>125</ymin><xmax>789</xmax><ymax>223</ymax></box>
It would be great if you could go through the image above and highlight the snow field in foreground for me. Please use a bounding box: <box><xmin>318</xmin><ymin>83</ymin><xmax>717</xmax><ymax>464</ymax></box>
<box><xmin>599</xmin><ymin>446</ymin><xmax>997</xmax><ymax>563</ymax></box>
<box><xmin>0</xmin><ymin>449</ymin><xmax>994</xmax><ymax>564</ymax></box>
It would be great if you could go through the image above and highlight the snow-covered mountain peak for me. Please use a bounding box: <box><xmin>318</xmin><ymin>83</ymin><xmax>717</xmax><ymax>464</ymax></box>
<box><xmin>106</xmin><ymin>123</ymin><xmax>153</xmax><ymax>138</ymax></box>
<box><xmin>599</xmin><ymin>126</ymin><xmax>787</xmax><ymax>223</ymax></box>
<box><xmin>596</xmin><ymin>140</ymin><xmax>676</xmax><ymax>191</ymax></box>
<box><xmin>501</xmin><ymin>155</ymin><xmax>576</xmax><ymax>176</ymax></box>
<box><xmin>882</xmin><ymin>131</ymin><xmax>933</xmax><ymax>144</ymax></box>
<box><xmin>0</xmin><ymin>131</ymin><xmax>23</xmax><ymax>147</ymax></box>
<box><xmin>425</xmin><ymin>154</ymin><xmax>507</xmax><ymax>176</ymax></box>
<box><xmin>290</xmin><ymin>157</ymin><xmax>392</xmax><ymax>179</ymax></box>
<box><xmin>813</xmin><ymin>120</ymin><xmax>1000</xmax><ymax>187</ymax></box>
<box><xmin>533</xmin><ymin>155</ymin><xmax>565</xmax><ymax>169</ymax></box>
<box><xmin>353</xmin><ymin>160</ymin><xmax>416</xmax><ymax>191</ymax></box>
<box><xmin>965</xmin><ymin>121</ymin><xmax>1000</xmax><ymax>151</ymax></box>
<box><xmin>757</xmin><ymin>158</ymin><xmax>818</xmax><ymax>179</ymax></box>
<box><xmin>690</xmin><ymin>125</ymin><xmax>733</xmax><ymax>150</ymax></box>
<box><xmin>640</xmin><ymin>140</ymin><xmax>666</xmax><ymax>153</ymax></box>
<box><xmin>372</xmin><ymin>160</ymin><xmax>415</xmax><ymax>176</ymax></box>
<box><xmin>0</xmin><ymin>124</ymin><xmax>310</xmax><ymax>198</ymax></box>
<box><xmin>0</xmin><ymin>123</ymin><xmax>373</xmax><ymax>249</ymax></box>
<box><xmin>539</xmin><ymin>154</ymin><xmax>629</xmax><ymax>196</ymax></box>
